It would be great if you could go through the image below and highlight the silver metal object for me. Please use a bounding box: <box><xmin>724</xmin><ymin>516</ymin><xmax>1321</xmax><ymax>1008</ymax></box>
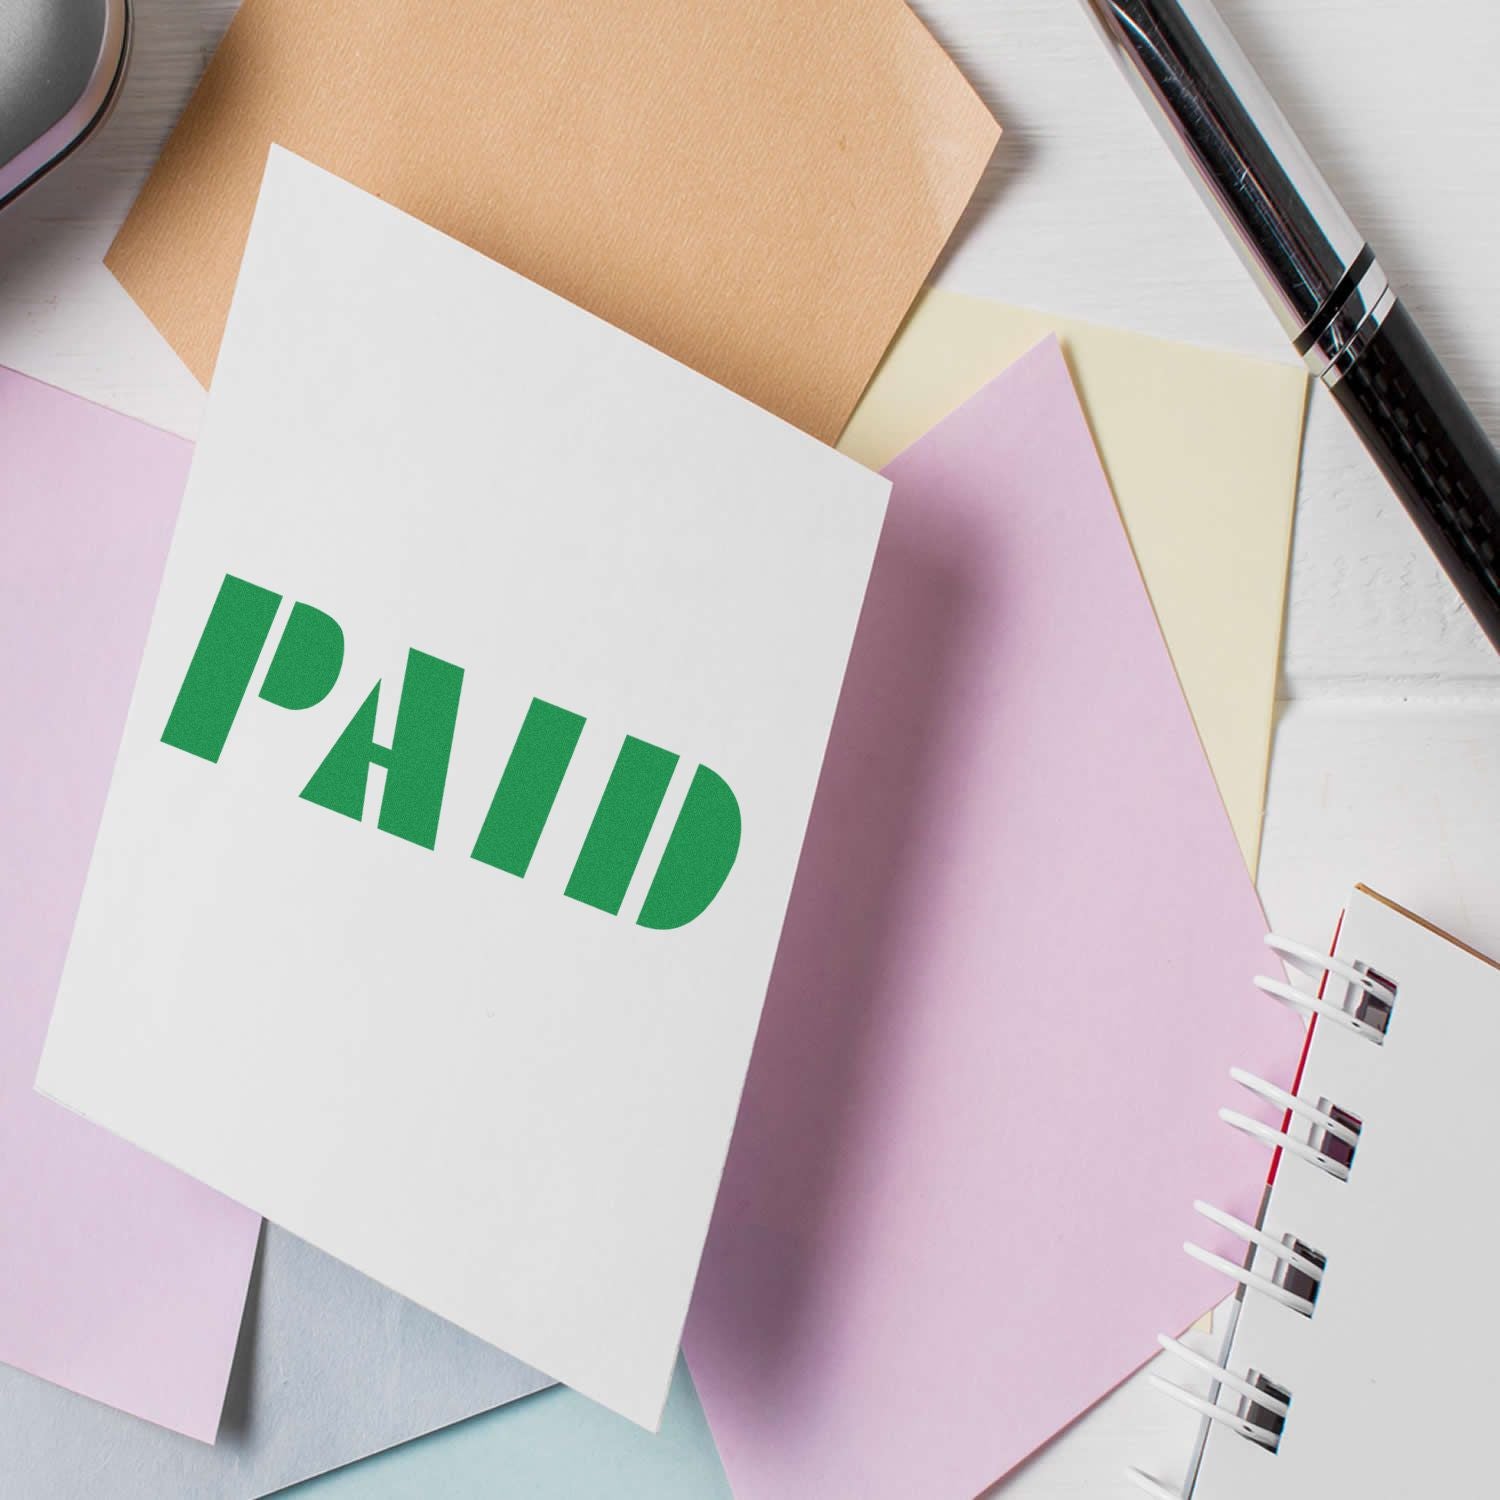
<box><xmin>0</xmin><ymin>0</ymin><xmax>132</xmax><ymax>210</ymax></box>
<box><xmin>1079</xmin><ymin>0</ymin><xmax>1368</xmax><ymax>370</ymax></box>
<box><xmin>1317</xmin><ymin>281</ymin><xmax>1396</xmax><ymax>389</ymax></box>
<box><xmin>1082</xmin><ymin>0</ymin><xmax>1500</xmax><ymax>653</ymax></box>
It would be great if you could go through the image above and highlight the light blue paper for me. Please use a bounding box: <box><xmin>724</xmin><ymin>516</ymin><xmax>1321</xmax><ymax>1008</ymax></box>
<box><xmin>0</xmin><ymin>1227</ymin><xmax>550</xmax><ymax>1500</ymax></box>
<box><xmin>277</xmin><ymin>1359</ymin><xmax>731</xmax><ymax>1499</ymax></box>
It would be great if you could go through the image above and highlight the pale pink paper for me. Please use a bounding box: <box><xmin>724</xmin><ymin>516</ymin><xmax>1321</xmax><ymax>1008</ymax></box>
<box><xmin>0</xmin><ymin>368</ymin><xmax>261</xmax><ymax>1441</ymax></box>
<box><xmin>685</xmin><ymin>340</ymin><xmax>1304</xmax><ymax>1498</ymax></box>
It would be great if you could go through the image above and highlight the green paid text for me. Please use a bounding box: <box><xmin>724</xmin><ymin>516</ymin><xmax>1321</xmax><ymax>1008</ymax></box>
<box><xmin>160</xmin><ymin>574</ymin><xmax>740</xmax><ymax>930</ymax></box>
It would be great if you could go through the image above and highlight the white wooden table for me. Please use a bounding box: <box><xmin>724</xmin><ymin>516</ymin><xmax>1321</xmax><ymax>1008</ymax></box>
<box><xmin>2</xmin><ymin>1</ymin><xmax>1496</xmax><ymax>1494</ymax></box>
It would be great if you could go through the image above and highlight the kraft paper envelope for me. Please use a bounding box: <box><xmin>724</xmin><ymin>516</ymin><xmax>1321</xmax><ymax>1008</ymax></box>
<box><xmin>105</xmin><ymin>0</ymin><xmax>997</xmax><ymax>443</ymax></box>
<box><xmin>839</xmin><ymin>290</ymin><xmax>1308</xmax><ymax>874</ymax></box>
<box><xmin>40</xmin><ymin>150</ymin><xmax>888</xmax><ymax>1430</ymax></box>
<box><xmin>685</xmin><ymin>340</ymin><xmax>1304</xmax><ymax>1499</ymax></box>
<box><xmin>283</xmin><ymin>1360</ymin><xmax>730</xmax><ymax>1500</ymax></box>
<box><xmin>0</xmin><ymin>366</ymin><xmax>260</xmax><ymax>1442</ymax></box>
<box><xmin>1</xmin><ymin>366</ymin><xmax>549</xmax><ymax>1498</ymax></box>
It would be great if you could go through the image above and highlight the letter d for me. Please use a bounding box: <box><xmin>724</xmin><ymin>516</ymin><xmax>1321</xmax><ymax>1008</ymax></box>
<box><xmin>565</xmin><ymin>737</ymin><xmax>741</xmax><ymax>930</ymax></box>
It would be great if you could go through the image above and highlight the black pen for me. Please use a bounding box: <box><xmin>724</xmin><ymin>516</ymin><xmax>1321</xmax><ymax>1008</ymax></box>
<box><xmin>1082</xmin><ymin>0</ymin><xmax>1500</xmax><ymax>653</ymax></box>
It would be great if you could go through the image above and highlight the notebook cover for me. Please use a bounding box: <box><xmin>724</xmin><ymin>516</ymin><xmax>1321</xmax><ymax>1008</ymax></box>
<box><xmin>1187</xmin><ymin>886</ymin><xmax>1500</xmax><ymax>1497</ymax></box>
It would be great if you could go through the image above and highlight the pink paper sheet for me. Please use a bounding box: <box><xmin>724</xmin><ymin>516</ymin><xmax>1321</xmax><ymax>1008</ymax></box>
<box><xmin>685</xmin><ymin>339</ymin><xmax>1303</xmax><ymax>1497</ymax></box>
<box><xmin>0</xmin><ymin>368</ymin><xmax>261</xmax><ymax>1441</ymax></box>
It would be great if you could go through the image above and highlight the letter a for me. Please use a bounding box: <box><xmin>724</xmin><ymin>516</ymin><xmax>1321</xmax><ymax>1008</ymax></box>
<box><xmin>300</xmin><ymin>650</ymin><xmax>464</xmax><ymax>850</ymax></box>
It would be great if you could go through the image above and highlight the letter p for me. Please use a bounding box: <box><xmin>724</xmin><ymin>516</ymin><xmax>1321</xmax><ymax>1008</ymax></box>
<box><xmin>160</xmin><ymin>574</ymin><xmax>344</xmax><ymax>762</ymax></box>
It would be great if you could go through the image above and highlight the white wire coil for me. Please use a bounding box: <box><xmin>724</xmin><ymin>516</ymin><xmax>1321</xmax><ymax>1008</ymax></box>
<box><xmin>1127</xmin><ymin>932</ymin><xmax>1398</xmax><ymax>1496</ymax></box>
<box><xmin>1127</xmin><ymin>1467</ymin><xmax>1187</xmax><ymax>1500</ymax></box>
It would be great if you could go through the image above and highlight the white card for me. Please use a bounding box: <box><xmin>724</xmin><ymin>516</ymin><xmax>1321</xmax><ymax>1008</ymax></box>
<box><xmin>39</xmin><ymin>147</ymin><xmax>887</xmax><ymax>1428</ymax></box>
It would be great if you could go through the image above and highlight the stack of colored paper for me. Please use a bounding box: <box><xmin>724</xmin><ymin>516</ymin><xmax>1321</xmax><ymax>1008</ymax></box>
<box><xmin>1</xmin><ymin>2</ymin><xmax>1313</xmax><ymax>1496</ymax></box>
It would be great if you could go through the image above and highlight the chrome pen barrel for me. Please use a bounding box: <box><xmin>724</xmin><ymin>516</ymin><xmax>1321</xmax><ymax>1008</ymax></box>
<box><xmin>1085</xmin><ymin>0</ymin><xmax>1500</xmax><ymax>651</ymax></box>
<box><xmin>1082</xmin><ymin>0</ymin><xmax>1370</xmax><ymax>359</ymax></box>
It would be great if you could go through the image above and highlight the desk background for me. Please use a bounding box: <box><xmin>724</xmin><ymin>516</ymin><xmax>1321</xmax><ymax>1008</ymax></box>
<box><xmin>1</xmin><ymin>1</ymin><xmax>1494</xmax><ymax>1492</ymax></box>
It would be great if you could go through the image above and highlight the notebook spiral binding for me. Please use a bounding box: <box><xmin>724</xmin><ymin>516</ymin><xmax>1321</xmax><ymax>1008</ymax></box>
<box><xmin>1125</xmin><ymin>932</ymin><xmax>1399</xmax><ymax>1500</ymax></box>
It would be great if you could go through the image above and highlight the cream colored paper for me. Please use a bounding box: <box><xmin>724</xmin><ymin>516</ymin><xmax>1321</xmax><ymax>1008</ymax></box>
<box><xmin>839</xmin><ymin>291</ymin><xmax>1307</xmax><ymax>873</ymax></box>
<box><xmin>104</xmin><ymin>0</ymin><xmax>997</xmax><ymax>444</ymax></box>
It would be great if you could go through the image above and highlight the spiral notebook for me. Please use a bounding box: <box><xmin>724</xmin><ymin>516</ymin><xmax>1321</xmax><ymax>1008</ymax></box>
<box><xmin>1133</xmin><ymin>884</ymin><xmax>1500</xmax><ymax>1498</ymax></box>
